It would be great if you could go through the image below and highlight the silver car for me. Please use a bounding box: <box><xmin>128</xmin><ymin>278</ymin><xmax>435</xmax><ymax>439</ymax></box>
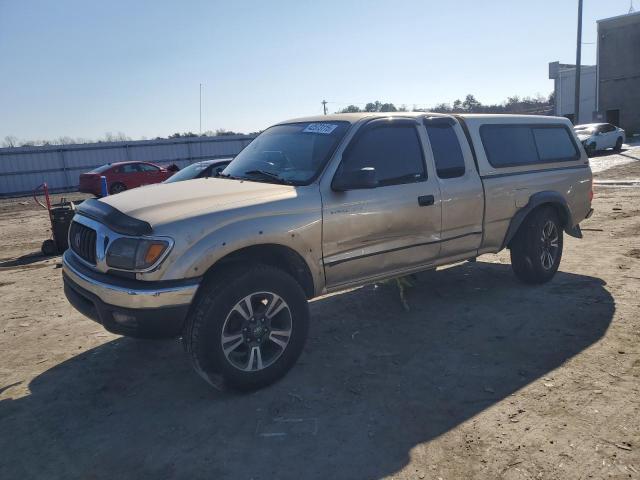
<box><xmin>163</xmin><ymin>158</ymin><xmax>232</xmax><ymax>184</ymax></box>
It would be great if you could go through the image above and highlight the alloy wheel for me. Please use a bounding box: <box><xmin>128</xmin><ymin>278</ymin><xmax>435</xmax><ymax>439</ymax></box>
<box><xmin>540</xmin><ymin>220</ymin><xmax>559</xmax><ymax>270</ymax></box>
<box><xmin>220</xmin><ymin>291</ymin><xmax>293</xmax><ymax>372</ymax></box>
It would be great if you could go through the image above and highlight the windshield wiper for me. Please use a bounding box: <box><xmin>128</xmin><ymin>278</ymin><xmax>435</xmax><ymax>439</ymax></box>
<box><xmin>243</xmin><ymin>170</ymin><xmax>293</xmax><ymax>185</ymax></box>
<box><xmin>217</xmin><ymin>172</ymin><xmax>244</xmax><ymax>180</ymax></box>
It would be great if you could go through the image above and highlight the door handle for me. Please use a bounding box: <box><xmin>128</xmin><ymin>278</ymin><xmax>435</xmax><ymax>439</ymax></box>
<box><xmin>418</xmin><ymin>195</ymin><xmax>435</xmax><ymax>207</ymax></box>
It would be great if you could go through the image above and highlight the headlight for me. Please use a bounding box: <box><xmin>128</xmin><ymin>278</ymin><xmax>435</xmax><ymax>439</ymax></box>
<box><xmin>106</xmin><ymin>238</ymin><xmax>170</xmax><ymax>270</ymax></box>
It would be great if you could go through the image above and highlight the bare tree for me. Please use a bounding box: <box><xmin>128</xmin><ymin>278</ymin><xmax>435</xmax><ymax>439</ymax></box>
<box><xmin>2</xmin><ymin>135</ymin><xmax>18</xmax><ymax>148</ymax></box>
<box><xmin>55</xmin><ymin>136</ymin><xmax>77</xmax><ymax>145</ymax></box>
<box><xmin>114</xmin><ymin>131</ymin><xmax>130</xmax><ymax>142</ymax></box>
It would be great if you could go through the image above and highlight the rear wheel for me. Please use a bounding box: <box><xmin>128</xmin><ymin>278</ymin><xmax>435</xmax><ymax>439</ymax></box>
<box><xmin>184</xmin><ymin>265</ymin><xmax>309</xmax><ymax>391</ymax></box>
<box><xmin>510</xmin><ymin>207</ymin><xmax>563</xmax><ymax>284</ymax></box>
<box><xmin>41</xmin><ymin>239</ymin><xmax>57</xmax><ymax>256</ymax></box>
<box><xmin>614</xmin><ymin>137</ymin><xmax>623</xmax><ymax>151</ymax></box>
<box><xmin>109</xmin><ymin>182</ymin><xmax>126</xmax><ymax>195</ymax></box>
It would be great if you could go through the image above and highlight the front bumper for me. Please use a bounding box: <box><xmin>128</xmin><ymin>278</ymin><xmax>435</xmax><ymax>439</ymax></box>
<box><xmin>62</xmin><ymin>250</ymin><xmax>200</xmax><ymax>338</ymax></box>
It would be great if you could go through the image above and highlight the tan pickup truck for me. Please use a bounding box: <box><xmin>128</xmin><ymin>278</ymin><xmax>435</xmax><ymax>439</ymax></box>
<box><xmin>62</xmin><ymin>113</ymin><xmax>593</xmax><ymax>390</ymax></box>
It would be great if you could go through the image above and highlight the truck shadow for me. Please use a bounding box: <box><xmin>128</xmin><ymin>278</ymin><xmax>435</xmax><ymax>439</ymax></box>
<box><xmin>0</xmin><ymin>261</ymin><xmax>614</xmax><ymax>480</ymax></box>
<box><xmin>0</xmin><ymin>252</ymin><xmax>56</xmax><ymax>268</ymax></box>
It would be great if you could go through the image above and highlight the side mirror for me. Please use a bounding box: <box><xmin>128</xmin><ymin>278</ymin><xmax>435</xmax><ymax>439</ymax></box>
<box><xmin>332</xmin><ymin>167</ymin><xmax>378</xmax><ymax>191</ymax></box>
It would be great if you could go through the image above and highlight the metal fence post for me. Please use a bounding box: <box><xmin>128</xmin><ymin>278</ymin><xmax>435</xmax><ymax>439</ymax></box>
<box><xmin>59</xmin><ymin>149</ymin><xmax>72</xmax><ymax>191</ymax></box>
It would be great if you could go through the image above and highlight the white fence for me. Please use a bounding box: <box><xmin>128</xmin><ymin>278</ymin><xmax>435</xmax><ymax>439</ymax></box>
<box><xmin>0</xmin><ymin>135</ymin><xmax>255</xmax><ymax>197</ymax></box>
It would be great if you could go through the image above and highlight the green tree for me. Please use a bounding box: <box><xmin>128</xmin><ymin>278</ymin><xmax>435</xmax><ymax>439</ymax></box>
<box><xmin>365</xmin><ymin>101</ymin><xmax>382</xmax><ymax>112</ymax></box>
<box><xmin>462</xmin><ymin>94</ymin><xmax>482</xmax><ymax>112</ymax></box>
<box><xmin>339</xmin><ymin>105</ymin><xmax>362</xmax><ymax>113</ymax></box>
<box><xmin>432</xmin><ymin>103</ymin><xmax>452</xmax><ymax>113</ymax></box>
<box><xmin>379</xmin><ymin>103</ymin><xmax>397</xmax><ymax>112</ymax></box>
<box><xmin>363</xmin><ymin>100</ymin><xmax>398</xmax><ymax>112</ymax></box>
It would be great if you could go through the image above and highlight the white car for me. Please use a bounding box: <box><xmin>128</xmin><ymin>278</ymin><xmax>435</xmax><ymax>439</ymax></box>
<box><xmin>574</xmin><ymin>123</ymin><xmax>625</xmax><ymax>156</ymax></box>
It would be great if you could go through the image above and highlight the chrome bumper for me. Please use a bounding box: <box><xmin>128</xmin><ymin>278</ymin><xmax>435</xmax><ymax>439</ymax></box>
<box><xmin>62</xmin><ymin>250</ymin><xmax>199</xmax><ymax>310</ymax></box>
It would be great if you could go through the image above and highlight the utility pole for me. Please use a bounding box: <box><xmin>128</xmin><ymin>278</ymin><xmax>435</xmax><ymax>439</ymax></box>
<box><xmin>322</xmin><ymin>99</ymin><xmax>328</xmax><ymax>115</ymax></box>
<box><xmin>574</xmin><ymin>0</ymin><xmax>583</xmax><ymax>125</ymax></box>
<box><xmin>199</xmin><ymin>83</ymin><xmax>203</xmax><ymax>134</ymax></box>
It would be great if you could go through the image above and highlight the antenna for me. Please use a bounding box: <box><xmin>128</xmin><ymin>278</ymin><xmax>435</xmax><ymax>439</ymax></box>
<box><xmin>631</xmin><ymin>0</ymin><xmax>636</xmax><ymax>13</ymax></box>
<box><xmin>199</xmin><ymin>83</ymin><xmax>203</xmax><ymax>134</ymax></box>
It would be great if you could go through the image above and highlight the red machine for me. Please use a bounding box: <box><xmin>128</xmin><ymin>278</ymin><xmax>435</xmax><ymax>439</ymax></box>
<box><xmin>33</xmin><ymin>183</ymin><xmax>79</xmax><ymax>255</ymax></box>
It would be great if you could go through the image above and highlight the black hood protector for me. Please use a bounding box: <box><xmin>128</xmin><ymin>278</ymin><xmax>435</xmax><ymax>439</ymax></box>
<box><xmin>77</xmin><ymin>198</ymin><xmax>153</xmax><ymax>236</ymax></box>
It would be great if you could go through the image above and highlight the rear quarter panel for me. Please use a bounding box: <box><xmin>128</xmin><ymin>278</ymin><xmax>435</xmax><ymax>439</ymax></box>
<box><xmin>461</xmin><ymin>115</ymin><xmax>592</xmax><ymax>253</ymax></box>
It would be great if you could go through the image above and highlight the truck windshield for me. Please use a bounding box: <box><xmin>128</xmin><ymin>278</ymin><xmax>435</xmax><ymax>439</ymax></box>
<box><xmin>222</xmin><ymin>121</ymin><xmax>350</xmax><ymax>185</ymax></box>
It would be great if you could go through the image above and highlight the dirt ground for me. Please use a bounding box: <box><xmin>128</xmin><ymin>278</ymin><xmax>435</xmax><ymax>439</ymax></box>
<box><xmin>1</xmin><ymin>149</ymin><xmax>640</xmax><ymax>480</ymax></box>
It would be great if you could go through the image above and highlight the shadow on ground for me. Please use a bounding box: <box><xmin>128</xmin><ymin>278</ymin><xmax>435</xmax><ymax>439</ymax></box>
<box><xmin>0</xmin><ymin>261</ymin><xmax>614</xmax><ymax>480</ymax></box>
<box><xmin>0</xmin><ymin>252</ymin><xmax>57</xmax><ymax>268</ymax></box>
<box><xmin>589</xmin><ymin>146</ymin><xmax>636</xmax><ymax>158</ymax></box>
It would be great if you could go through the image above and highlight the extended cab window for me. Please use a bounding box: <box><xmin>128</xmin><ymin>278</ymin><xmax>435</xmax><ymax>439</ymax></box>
<box><xmin>342</xmin><ymin>124</ymin><xmax>426</xmax><ymax>187</ymax></box>
<box><xmin>532</xmin><ymin>127</ymin><xmax>579</xmax><ymax>162</ymax></box>
<box><xmin>424</xmin><ymin>121</ymin><xmax>465</xmax><ymax>178</ymax></box>
<box><xmin>481</xmin><ymin>124</ymin><xmax>579</xmax><ymax>167</ymax></box>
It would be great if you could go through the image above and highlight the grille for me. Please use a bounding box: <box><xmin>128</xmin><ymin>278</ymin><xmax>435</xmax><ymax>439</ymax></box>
<box><xmin>69</xmin><ymin>221</ymin><xmax>97</xmax><ymax>264</ymax></box>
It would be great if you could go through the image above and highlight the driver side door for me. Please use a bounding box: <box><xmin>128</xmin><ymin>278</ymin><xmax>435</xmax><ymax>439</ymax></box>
<box><xmin>601</xmin><ymin>124</ymin><xmax>617</xmax><ymax>148</ymax></box>
<box><xmin>320</xmin><ymin>118</ymin><xmax>442</xmax><ymax>289</ymax></box>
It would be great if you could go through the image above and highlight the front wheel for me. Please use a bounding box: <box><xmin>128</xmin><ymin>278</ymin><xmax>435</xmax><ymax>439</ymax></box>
<box><xmin>510</xmin><ymin>207</ymin><xmax>564</xmax><ymax>284</ymax></box>
<box><xmin>585</xmin><ymin>143</ymin><xmax>596</xmax><ymax>157</ymax></box>
<box><xmin>109</xmin><ymin>182</ymin><xmax>126</xmax><ymax>195</ymax></box>
<box><xmin>614</xmin><ymin>137</ymin><xmax>623</xmax><ymax>152</ymax></box>
<box><xmin>184</xmin><ymin>265</ymin><xmax>309</xmax><ymax>391</ymax></box>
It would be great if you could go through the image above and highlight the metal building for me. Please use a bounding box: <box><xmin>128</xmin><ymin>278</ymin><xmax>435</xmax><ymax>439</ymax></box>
<box><xmin>0</xmin><ymin>135</ymin><xmax>255</xmax><ymax>197</ymax></box>
<box><xmin>597</xmin><ymin>11</ymin><xmax>640</xmax><ymax>133</ymax></box>
<box><xmin>549</xmin><ymin>61</ymin><xmax>597</xmax><ymax>124</ymax></box>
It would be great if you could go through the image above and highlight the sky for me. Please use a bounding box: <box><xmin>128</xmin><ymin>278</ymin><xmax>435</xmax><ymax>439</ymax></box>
<box><xmin>0</xmin><ymin>0</ymin><xmax>635</xmax><ymax>142</ymax></box>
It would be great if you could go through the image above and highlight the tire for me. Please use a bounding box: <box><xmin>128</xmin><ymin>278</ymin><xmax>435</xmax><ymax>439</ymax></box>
<box><xmin>109</xmin><ymin>182</ymin><xmax>126</xmax><ymax>195</ymax></box>
<box><xmin>184</xmin><ymin>264</ymin><xmax>309</xmax><ymax>391</ymax></box>
<box><xmin>41</xmin><ymin>239</ymin><xmax>57</xmax><ymax>256</ymax></box>
<box><xmin>585</xmin><ymin>143</ymin><xmax>596</xmax><ymax>157</ymax></box>
<box><xmin>614</xmin><ymin>137</ymin><xmax>623</xmax><ymax>152</ymax></box>
<box><xmin>510</xmin><ymin>206</ymin><xmax>564</xmax><ymax>284</ymax></box>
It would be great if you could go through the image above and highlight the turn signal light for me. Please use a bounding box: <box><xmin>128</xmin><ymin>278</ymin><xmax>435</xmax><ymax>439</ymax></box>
<box><xmin>145</xmin><ymin>242</ymin><xmax>167</xmax><ymax>264</ymax></box>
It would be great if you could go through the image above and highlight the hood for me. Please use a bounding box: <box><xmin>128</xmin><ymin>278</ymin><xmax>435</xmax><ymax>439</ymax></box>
<box><xmin>576</xmin><ymin>133</ymin><xmax>592</xmax><ymax>141</ymax></box>
<box><xmin>100</xmin><ymin>178</ymin><xmax>298</xmax><ymax>226</ymax></box>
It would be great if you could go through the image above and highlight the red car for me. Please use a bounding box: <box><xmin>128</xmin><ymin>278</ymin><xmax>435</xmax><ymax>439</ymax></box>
<box><xmin>79</xmin><ymin>161</ymin><xmax>174</xmax><ymax>196</ymax></box>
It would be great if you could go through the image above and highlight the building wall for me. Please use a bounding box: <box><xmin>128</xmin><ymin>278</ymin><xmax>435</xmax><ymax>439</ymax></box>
<box><xmin>597</xmin><ymin>11</ymin><xmax>640</xmax><ymax>133</ymax></box>
<box><xmin>550</xmin><ymin>64</ymin><xmax>597</xmax><ymax>124</ymax></box>
<box><xmin>0</xmin><ymin>135</ymin><xmax>255</xmax><ymax>197</ymax></box>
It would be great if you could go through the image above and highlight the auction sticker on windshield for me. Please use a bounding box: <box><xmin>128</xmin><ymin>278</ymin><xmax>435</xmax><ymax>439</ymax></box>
<box><xmin>303</xmin><ymin>123</ymin><xmax>338</xmax><ymax>134</ymax></box>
